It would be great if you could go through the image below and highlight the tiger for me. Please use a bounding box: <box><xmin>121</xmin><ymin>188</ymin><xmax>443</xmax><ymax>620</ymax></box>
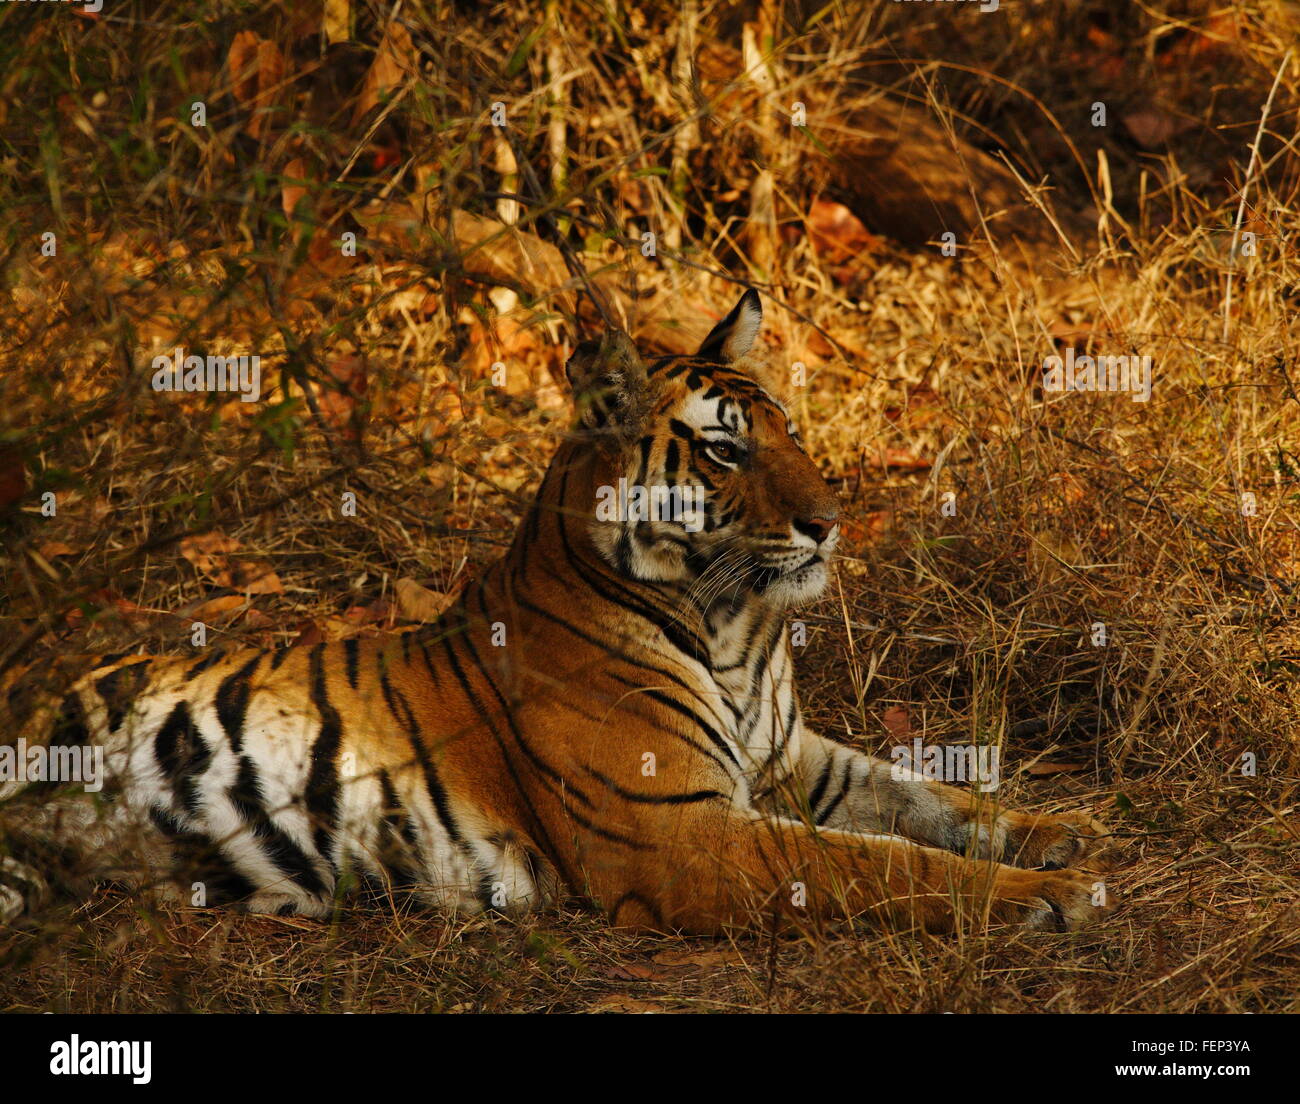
<box><xmin>0</xmin><ymin>289</ymin><xmax>1114</xmax><ymax>934</ymax></box>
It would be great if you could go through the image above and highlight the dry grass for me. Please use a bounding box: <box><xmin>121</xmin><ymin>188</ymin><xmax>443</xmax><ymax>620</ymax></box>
<box><xmin>1</xmin><ymin>0</ymin><xmax>1298</xmax><ymax>1012</ymax></box>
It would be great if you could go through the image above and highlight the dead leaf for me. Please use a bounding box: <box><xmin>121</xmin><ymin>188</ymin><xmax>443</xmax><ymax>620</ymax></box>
<box><xmin>651</xmin><ymin>947</ymin><xmax>746</xmax><ymax>969</ymax></box>
<box><xmin>1121</xmin><ymin>108</ymin><xmax>1196</xmax><ymax>150</ymax></box>
<box><xmin>281</xmin><ymin>156</ymin><xmax>309</xmax><ymax>221</ymax></box>
<box><xmin>180</xmin><ymin>531</ymin><xmax>283</xmax><ymax>595</ymax></box>
<box><xmin>245</xmin><ymin>608</ymin><xmax>275</xmax><ymax>629</ymax></box>
<box><xmin>227</xmin><ymin>32</ymin><xmax>288</xmax><ymax>141</ymax></box>
<box><xmin>1026</xmin><ymin>762</ymin><xmax>1089</xmax><ymax>776</ymax></box>
<box><xmin>293</xmin><ymin>620</ymin><xmax>325</xmax><ymax>646</ymax></box>
<box><xmin>882</xmin><ymin>705</ymin><xmax>912</xmax><ymax>741</ymax></box>
<box><xmin>323</xmin><ymin>0</ymin><xmax>351</xmax><ymax>44</ymax></box>
<box><xmin>343</xmin><ymin>600</ymin><xmax>392</xmax><ymax>628</ymax></box>
<box><xmin>108</xmin><ymin>595</ymin><xmax>153</xmax><ymax>627</ymax></box>
<box><xmin>180</xmin><ymin>531</ymin><xmax>240</xmax><ymax>574</ymax></box>
<box><xmin>395</xmin><ymin>578</ymin><xmax>454</xmax><ymax>622</ymax></box>
<box><xmin>37</xmin><ymin>541</ymin><xmax>76</xmax><ymax>558</ymax></box>
<box><xmin>806</xmin><ymin>198</ymin><xmax>882</xmax><ymax>284</ymax></box>
<box><xmin>1049</xmin><ymin>472</ymin><xmax>1087</xmax><ymax>506</ymax></box>
<box><xmin>353</xmin><ymin>20</ymin><xmax>416</xmax><ymax>124</ymax></box>
<box><xmin>588</xmin><ymin>994</ymin><xmax>664</xmax><ymax>1013</ymax></box>
<box><xmin>315</xmin><ymin>355</ymin><xmax>369</xmax><ymax>441</ymax></box>
<box><xmin>604</xmin><ymin>962</ymin><xmax>662</xmax><ymax>982</ymax></box>
<box><xmin>189</xmin><ymin>594</ymin><xmax>247</xmax><ymax>623</ymax></box>
<box><xmin>227</xmin><ymin>560</ymin><xmax>284</xmax><ymax>595</ymax></box>
<box><xmin>869</xmin><ymin>447</ymin><xmax>931</xmax><ymax>472</ymax></box>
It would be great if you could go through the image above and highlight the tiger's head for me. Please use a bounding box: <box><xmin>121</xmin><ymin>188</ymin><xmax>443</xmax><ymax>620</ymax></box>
<box><xmin>565</xmin><ymin>290</ymin><xmax>840</xmax><ymax>610</ymax></box>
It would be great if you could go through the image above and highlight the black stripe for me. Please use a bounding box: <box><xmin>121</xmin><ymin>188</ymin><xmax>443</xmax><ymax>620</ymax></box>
<box><xmin>550</xmin><ymin>465</ymin><xmax>709</xmax><ymax>663</ymax></box>
<box><xmin>376</xmin><ymin>768</ymin><xmax>421</xmax><ymax>889</ymax></box>
<box><xmin>95</xmin><ymin>660</ymin><xmax>150</xmax><ymax>734</ymax></box>
<box><xmin>343</xmin><ymin>637</ymin><xmax>360</xmax><ymax>690</ymax></box>
<box><xmin>805</xmin><ymin>754</ymin><xmax>834</xmax><ymax>816</ymax></box>
<box><xmin>608</xmin><ymin>890</ymin><xmax>665</xmax><ymax>929</ymax></box>
<box><xmin>462</xmin><ymin>594</ymin><xmax>595</xmax><ymax>809</ymax></box>
<box><xmin>380</xmin><ymin>664</ymin><xmax>473</xmax><ymax>861</ymax></box>
<box><xmin>21</xmin><ymin>692</ymin><xmax>94</xmax><ymax>796</ymax></box>
<box><xmin>435</xmin><ymin>630</ymin><xmax>573</xmax><ymax>876</ymax></box>
<box><xmin>455</xmin><ymin>623</ymin><xmax>652</xmax><ymax>852</ymax></box>
<box><xmin>417</xmin><ymin>638</ymin><xmax>442</xmax><ymax>688</ymax></box>
<box><xmin>153</xmin><ymin>700</ymin><xmax>211</xmax><ymax>817</ymax></box>
<box><xmin>605</xmin><ymin>672</ymin><xmax>733</xmax><ymax>773</ymax></box>
<box><xmin>511</xmin><ymin>590</ymin><xmax>725</xmax><ymax>735</ymax></box>
<box><xmin>306</xmin><ymin>647</ymin><xmax>343</xmax><ymax>866</ymax></box>
<box><xmin>149</xmin><ymin>806</ymin><xmax>257</xmax><ymax>903</ymax></box>
<box><xmin>379</xmin><ymin>668</ymin><xmax>416</xmax><ymax>733</ymax></box>
<box><xmin>639</xmin><ymin>687</ymin><xmax>741</xmax><ymax>769</ymax></box>
<box><xmin>583</xmin><ymin>766</ymin><xmax>723</xmax><ymax>805</ymax></box>
<box><xmin>51</xmin><ymin>692</ymin><xmax>90</xmax><ymax>748</ymax></box>
<box><xmin>228</xmin><ymin>755</ymin><xmax>328</xmax><ymax>895</ymax></box>
<box><xmin>186</xmin><ymin>650</ymin><xmax>224</xmax><ymax>680</ymax></box>
<box><xmin>402</xmin><ymin>718</ymin><xmax>467</xmax><ymax>847</ymax></box>
<box><xmin>214</xmin><ymin>654</ymin><xmax>261</xmax><ymax>753</ymax></box>
<box><xmin>814</xmin><ymin>759</ymin><xmax>855</xmax><ymax>826</ymax></box>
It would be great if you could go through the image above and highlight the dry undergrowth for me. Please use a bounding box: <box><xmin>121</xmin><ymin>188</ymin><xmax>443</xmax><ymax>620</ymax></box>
<box><xmin>1</xmin><ymin>0</ymin><xmax>1297</xmax><ymax>1012</ymax></box>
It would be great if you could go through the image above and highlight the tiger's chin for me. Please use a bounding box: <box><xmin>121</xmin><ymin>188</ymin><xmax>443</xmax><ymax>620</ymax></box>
<box><xmin>755</xmin><ymin>558</ymin><xmax>829</xmax><ymax>608</ymax></box>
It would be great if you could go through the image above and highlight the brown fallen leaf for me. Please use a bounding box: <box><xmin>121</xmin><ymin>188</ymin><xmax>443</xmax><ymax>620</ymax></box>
<box><xmin>227</xmin><ymin>561</ymin><xmax>284</xmax><ymax>595</ymax></box>
<box><xmin>395</xmin><ymin>577</ymin><xmax>454</xmax><ymax>622</ymax></box>
<box><xmin>108</xmin><ymin>595</ymin><xmax>153</xmax><ymax>627</ymax></box>
<box><xmin>1121</xmin><ymin>108</ymin><xmax>1196</xmax><ymax>150</ymax></box>
<box><xmin>870</xmin><ymin>447</ymin><xmax>932</xmax><ymax>472</ymax></box>
<box><xmin>37</xmin><ymin>541</ymin><xmax>76</xmax><ymax>558</ymax></box>
<box><xmin>323</xmin><ymin>0</ymin><xmax>351</xmax><ymax>45</ymax></box>
<box><xmin>604</xmin><ymin>962</ymin><xmax>664</xmax><ymax>982</ymax></box>
<box><xmin>650</xmin><ymin>947</ymin><xmax>746</xmax><ymax>969</ymax></box>
<box><xmin>882</xmin><ymin>705</ymin><xmax>912</xmax><ymax>741</ymax></box>
<box><xmin>353</xmin><ymin>19</ymin><xmax>416</xmax><ymax>124</ymax></box>
<box><xmin>1027</xmin><ymin>531</ymin><xmax>1083</xmax><ymax>585</ymax></box>
<box><xmin>1026</xmin><ymin>762</ymin><xmax>1089</xmax><ymax>776</ymax></box>
<box><xmin>227</xmin><ymin>31</ymin><xmax>288</xmax><ymax>142</ymax></box>
<box><xmin>806</xmin><ymin>198</ymin><xmax>882</xmax><ymax>285</ymax></box>
<box><xmin>588</xmin><ymin>994</ymin><xmax>664</xmax><ymax>1014</ymax></box>
<box><xmin>180</xmin><ymin>531</ymin><xmax>239</xmax><ymax>574</ymax></box>
<box><xmin>281</xmin><ymin>156</ymin><xmax>309</xmax><ymax>221</ymax></box>
<box><xmin>189</xmin><ymin>594</ymin><xmax>248</xmax><ymax>623</ymax></box>
<box><xmin>315</xmin><ymin>355</ymin><xmax>369</xmax><ymax>441</ymax></box>
<box><xmin>293</xmin><ymin>620</ymin><xmax>325</xmax><ymax>646</ymax></box>
<box><xmin>180</xmin><ymin>531</ymin><xmax>283</xmax><ymax>595</ymax></box>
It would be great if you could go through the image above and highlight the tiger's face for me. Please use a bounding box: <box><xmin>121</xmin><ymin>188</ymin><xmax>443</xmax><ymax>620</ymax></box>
<box><xmin>567</xmin><ymin>290</ymin><xmax>840</xmax><ymax>610</ymax></box>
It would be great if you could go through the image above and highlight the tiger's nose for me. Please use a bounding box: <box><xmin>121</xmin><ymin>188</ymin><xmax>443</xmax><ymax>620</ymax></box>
<box><xmin>794</xmin><ymin>514</ymin><xmax>838</xmax><ymax>544</ymax></box>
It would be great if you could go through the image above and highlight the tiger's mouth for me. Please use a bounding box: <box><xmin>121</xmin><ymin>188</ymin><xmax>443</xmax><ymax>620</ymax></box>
<box><xmin>753</xmin><ymin>554</ymin><xmax>820</xmax><ymax>582</ymax></box>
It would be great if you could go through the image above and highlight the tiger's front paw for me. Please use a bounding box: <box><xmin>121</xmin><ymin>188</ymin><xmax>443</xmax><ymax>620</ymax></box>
<box><xmin>1009</xmin><ymin>867</ymin><xmax>1115</xmax><ymax>932</ymax></box>
<box><xmin>999</xmin><ymin>810</ymin><xmax>1115</xmax><ymax>871</ymax></box>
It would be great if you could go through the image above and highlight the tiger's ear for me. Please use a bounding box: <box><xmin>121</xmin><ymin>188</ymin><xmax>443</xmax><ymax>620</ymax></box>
<box><xmin>564</xmin><ymin>328</ymin><xmax>650</xmax><ymax>441</ymax></box>
<box><xmin>697</xmin><ymin>288</ymin><xmax>762</xmax><ymax>362</ymax></box>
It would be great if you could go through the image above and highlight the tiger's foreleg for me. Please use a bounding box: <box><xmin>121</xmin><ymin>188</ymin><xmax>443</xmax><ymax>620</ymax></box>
<box><xmin>789</xmin><ymin>733</ymin><xmax>1113</xmax><ymax>871</ymax></box>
